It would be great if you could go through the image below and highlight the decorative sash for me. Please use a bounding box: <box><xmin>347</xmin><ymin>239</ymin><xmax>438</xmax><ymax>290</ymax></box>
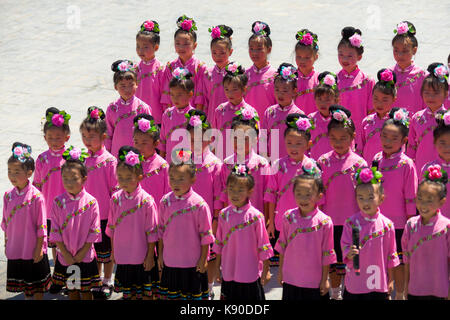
<box><xmin>144</xmin><ymin>162</ymin><xmax>169</xmax><ymax>179</ymax></box>
<box><xmin>87</xmin><ymin>158</ymin><xmax>115</xmax><ymax>173</ymax></box>
<box><xmin>345</xmin><ymin>219</ymin><xmax>393</xmax><ymax>250</ymax></box>
<box><xmin>396</xmin><ymin>71</ymin><xmax>426</xmax><ymax>89</ymax></box>
<box><xmin>4</xmin><ymin>193</ymin><xmax>41</xmax><ymax>228</ymax></box>
<box><xmin>215</xmin><ymin>213</ymin><xmax>262</xmax><ymax>247</ymax></box>
<box><xmin>159</xmin><ymin>201</ymin><xmax>206</xmax><ymax>233</ymax></box>
<box><xmin>311</xmin><ymin>132</ymin><xmax>327</xmax><ymax>147</ymax></box>
<box><xmin>404</xmin><ymin>226</ymin><xmax>449</xmax><ymax>258</ymax></box>
<box><xmin>379</xmin><ymin>159</ymin><xmax>408</xmax><ymax>173</ymax></box>
<box><xmin>339</xmin><ymin>78</ymin><xmax>370</xmax><ymax>94</ymax></box>
<box><xmin>324</xmin><ymin>160</ymin><xmax>365</xmax><ymax>190</ymax></box>
<box><xmin>137</xmin><ymin>66</ymin><xmax>163</xmax><ymax>84</ymax></box>
<box><xmin>278</xmin><ymin>218</ymin><xmax>331</xmax><ymax>249</ymax></box>
<box><xmin>248</xmin><ymin>76</ymin><xmax>275</xmax><ymax>90</ymax></box>
<box><xmin>296</xmin><ymin>87</ymin><xmax>315</xmax><ymax>97</ymax></box>
<box><xmin>195</xmin><ymin>160</ymin><xmax>220</xmax><ymax>174</ymax></box>
<box><xmin>108</xmin><ymin>198</ymin><xmax>152</xmax><ymax>230</ymax></box>
<box><xmin>51</xmin><ymin>200</ymin><xmax>96</xmax><ymax>234</ymax></box>
<box><xmin>33</xmin><ymin>166</ymin><xmax>61</xmax><ymax>189</ymax></box>
<box><xmin>115</xmin><ymin>104</ymin><xmax>146</xmax><ymax>126</ymax></box>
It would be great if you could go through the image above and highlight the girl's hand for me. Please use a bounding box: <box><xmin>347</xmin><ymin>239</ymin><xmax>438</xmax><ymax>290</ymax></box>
<box><xmin>33</xmin><ymin>246</ymin><xmax>44</xmax><ymax>263</ymax></box>
<box><xmin>63</xmin><ymin>252</ymin><xmax>75</xmax><ymax>266</ymax></box>
<box><xmin>320</xmin><ymin>278</ymin><xmax>330</xmax><ymax>296</ymax></box>
<box><xmin>196</xmin><ymin>258</ymin><xmax>208</xmax><ymax>274</ymax></box>
<box><xmin>266</xmin><ymin>221</ymin><xmax>275</xmax><ymax>239</ymax></box>
<box><xmin>346</xmin><ymin>245</ymin><xmax>359</xmax><ymax>260</ymax></box>
<box><xmin>143</xmin><ymin>253</ymin><xmax>155</xmax><ymax>271</ymax></box>
<box><xmin>388</xmin><ymin>280</ymin><xmax>394</xmax><ymax>295</ymax></box>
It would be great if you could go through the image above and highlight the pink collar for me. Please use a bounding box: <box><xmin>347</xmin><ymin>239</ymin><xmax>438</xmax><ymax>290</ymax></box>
<box><xmin>298</xmin><ymin>69</ymin><xmax>315</xmax><ymax>80</ymax></box>
<box><xmin>230</xmin><ymin>201</ymin><xmax>252</xmax><ymax>214</ymax></box>
<box><xmin>340</xmin><ymin>66</ymin><xmax>360</xmax><ymax>79</ymax></box>
<box><xmin>229</xmin><ymin>100</ymin><xmax>246</xmax><ymax>111</ymax></box>
<box><xmin>120</xmin><ymin>95</ymin><xmax>135</xmax><ymax>106</ymax></box>
<box><xmin>173</xmin><ymin>188</ymin><xmax>193</xmax><ymax>201</ymax></box>
<box><xmin>66</xmin><ymin>188</ymin><xmax>86</xmax><ymax>201</ymax></box>
<box><xmin>360</xmin><ymin>209</ymin><xmax>380</xmax><ymax>222</ymax></box>
<box><xmin>382</xmin><ymin>150</ymin><xmax>403</xmax><ymax>160</ymax></box>
<box><xmin>141</xmin><ymin>58</ymin><xmax>156</xmax><ymax>66</ymax></box>
<box><xmin>298</xmin><ymin>206</ymin><xmax>319</xmax><ymax>220</ymax></box>
<box><xmin>420</xmin><ymin>211</ymin><xmax>441</xmax><ymax>227</ymax></box>
<box><xmin>89</xmin><ymin>147</ymin><xmax>106</xmax><ymax>158</ymax></box>
<box><xmin>175</xmin><ymin>104</ymin><xmax>193</xmax><ymax>114</ymax></box>
<box><xmin>276</xmin><ymin>102</ymin><xmax>296</xmax><ymax>112</ymax></box>
<box><xmin>124</xmin><ymin>184</ymin><xmax>142</xmax><ymax>200</ymax></box>
<box><xmin>143</xmin><ymin>152</ymin><xmax>158</xmax><ymax>163</ymax></box>
<box><xmin>14</xmin><ymin>181</ymin><xmax>31</xmax><ymax>196</ymax></box>
<box><xmin>251</xmin><ymin>63</ymin><xmax>271</xmax><ymax>74</ymax></box>
<box><xmin>394</xmin><ymin>62</ymin><xmax>415</xmax><ymax>74</ymax></box>
<box><xmin>332</xmin><ymin>150</ymin><xmax>351</xmax><ymax>160</ymax></box>
<box><xmin>49</xmin><ymin>147</ymin><xmax>65</xmax><ymax>158</ymax></box>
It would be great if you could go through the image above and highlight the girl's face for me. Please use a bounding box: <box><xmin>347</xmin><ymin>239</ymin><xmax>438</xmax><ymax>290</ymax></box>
<box><xmin>115</xmin><ymin>78</ymin><xmax>137</xmax><ymax>101</ymax></box>
<box><xmin>62</xmin><ymin>167</ymin><xmax>86</xmax><ymax>196</ymax></box>
<box><xmin>315</xmin><ymin>93</ymin><xmax>338</xmax><ymax>116</ymax></box>
<box><xmin>274</xmin><ymin>80</ymin><xmax>296</xmax><ymax>107</ymax></box>
<box><xmin>380</xmin><ymin>123</ymin><xmax>407</xmax><ymax>157</ymax></box>
<box><xmin>284</xmin><ymin>130</ymin><xmax>311</xmax><ymax>162</ymax></box>
<box><xmin>211</xmin><ymin>41</ymin><xmax>232</xmax><ymax>69</ymax></box>
<box><xmin>416</xmin><ymin>183</ymin><xmax>446</xmax><ymax>222</ymax></box>
<box><xmin>169</xmin><ymin>165</ymin><xmax>196</xmax><ymax>197</ymax></box>
<box><xmin>223</xmin><ymin>80</ymin><xmax>245</xmax><ymax>106</ymax></box>
<box><xmin>117</xmin><ymin>165</ymin><xmax>142</xmax><ymax>194</ymax></box>
<box><xmin>227</xmin><ymin>178</ymin><xmax>253</xmax><ymax>208</ymax></box>
<box><xmin>422</xmin><ymin>83</ymin><xmax>448</xmax><ymax>110</ymax></box>
<box><xmin>372</xmin><ymin>89</ymin><xmax>396</xmax><ymax>117</ymax></box>
<box><xmin>392</xmin><ymin>39</ymin><xmax>417</xmax><ymax>69</ymax></box>
<box><xmin>434</xmin><ymin>132</ymin><xmax>450</xmax><ymax>162</ymax></box>
<box><xmin>170</xmin><ymin>86</ymin><xmax>193</xmax><ymax>109</ymax></box>
<box><xmin>133</xmin><ymin>131</ymin><xmax>158</xmax><ymax>159</ymax></box>
<box><xmin>294</xmin><ymin>178</ymin><xmax>322</xmax><ymax>214</ymax></box>
<box><xmin>328</xmin><ymin>127</ymin><xmax>354</xmax><ymax>155</ymax></box>
<box><xmin>338</xmin><ymin>45</ymin><xmax>362</xmax><ymax>73</ymax></box>
<box><xmin>44</xmin><ymin>127</ymin><xmax>70</xmax><ymax>151</ymax></box>
<box><xmin>356</xmin><ymin>183</ymin><xmax>384</xmax><ymax>216</ymax></box>
<box><xmin>175</xmin><ymin>33</ymin><xmax>197</xmax><ymax>63</ymax></box>
<box><xmin>136</xmin><ymin>37</ymin><xmax>159</xmax><ymax>62</ymax></box>
<box><xmin>295</xmin><ymin>47</ymin><xmax>318</xmax><ymax>75</ymax></box>
<box><xmin>8</xmin><ymin>162</ymin><xmax>32</xmax><ymax>190</ymax></box>
<box><xmin>81</xmin><ymin>129</ymin><xmax>105</xmax><ymax>154</ymax></box>
<box><xmin>233</xmin><ymin>124</ymin><xmax>257</xmax><ymax>157</ymax></box>
<box><xmin>249</xmin><ymin>37</ymin><xmax>271</xmax><ymax>69</ymax></box>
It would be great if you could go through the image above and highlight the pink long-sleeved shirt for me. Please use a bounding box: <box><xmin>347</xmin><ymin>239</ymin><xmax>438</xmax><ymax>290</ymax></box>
<box><xmin>308</xmin><ymin>111</ymin><xmax>332</xmax><ymax>161</ymax></box>
<box><xmin>294</xmin><ymin>69</ymin><xmax>319</xmax><ymax>116</ymax></box>
<box><xmin>140</xmin><ymin>152</ymin><xmax>170</xmax><ymax>208</ymax></box>
<box><xmin>244</xmin><ymin>64</ymin><xmax>277</xmax><ymax>117</ymax></box>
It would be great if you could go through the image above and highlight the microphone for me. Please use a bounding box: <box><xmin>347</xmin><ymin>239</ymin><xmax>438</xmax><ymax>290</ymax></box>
<box><xmin>352</xmin><ymin>226</ymin><xmax>360</xmax><ymax>276</ymax></box>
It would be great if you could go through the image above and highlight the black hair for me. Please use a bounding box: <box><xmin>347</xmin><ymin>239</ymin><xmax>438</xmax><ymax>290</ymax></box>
<box><xmin>136</xmin><ymin>20</ymin><xmax>160</xmax><ymax>45</ymax></box>
<box><xmin>421</xmin><ymin>62</ymin><xmax>449</xmax><ymax>96</ymax></box>
<box><xmin>373</xmin><ymin>68</ymin><xmax>397</xmax><ymax>97</ymax></box>
<box><xmin>79</xmin><ymin>106</ymin><xmax>107</xmax><ymax>135</ymax></box>
<box><xmin>284</xmin><ymin>113</ymin><xmax>312</xmax><ymax>141</ymax></box>
<box><xmin>7</xmin><ymin>142</ymin><xmax>35</xmax><ymax>172</ymax></box>
<box><xmin>392</xmin><ymin>21</ymin><xmax>418</xmax><ymax>48</ymax></box>
<box><xmin>293</xmin><ymin>172</ymin><xmax>324</xmax><ymax>195</ymax></box>
<box><xmin>338</xmin><ymin>26</ymin><xmax>364</xmax><ymax>55</ymax></box>
<box><xmin>433</xmin><ymin>109</ymin><xmax>450</xmax><ymax>142</ymax></box>
<box><xmin>327</xmin><ymin>105</ymin><xmax>355</xmax><ymax>135</ymax></box>
<box><xmin>43</xmin><ymin>107</ymin><xmax>71</xmax><ymax>135</ymax></box>
<box><xmin>382</xmin><ymin>107</ymin><xmax>410</xmax><ymax>138</ymax></box>
<box><xmin>168</xmin><ymin>148</ymin><xmax>196</xmax><ymax>178</ymax></box>
<box><xmin>226</xmin><ymin>165</ymin><xmax>255</xmax><ymax>190</ymax></box>
<box><xmin>169</xmin><ymin>70</ymin><xmax>195</xmax><ymax>93</ymax></box>
<box><xmin>210</xmin><ymin>24</ymin><xmax>233</xmax><ymax>49</ymax></box>
<box><xmin>133</xmin><ymin>113</ymin><xmax>160</xmax><ymax>141</ymax></box>
<box><xmin>231</xmin><ymin>114</ymin><xmax>259</xmax><ymax>136</ymax></box>
<box><xmin>274</xmin><ymin>63</ymin><xmax>298</xmax><ymax>89</ymax></box>
<box><xmin>116</xmin><ymin>145</ymin><xmax>143</xmax><ymax>176</ymax></box>
<box><xmin>61</xmin><ymin>159</ymin><xmax>88</xmax><ymax>178</ymax></box>
<box><xmin>248</xmin><ymin>21</ymin><xmax>272</xmax><ymax>48</ymax></box>
<box><xmin>174</xmin><ymin>15</ymin><xmax>197</xmax><ymax>42</ymax></box>
<box><xmin>314</xmin><ymin>71</ymin><xmax>340</xmax><ymax>99</ymax></box>
<box><xmin>111</xmin><ymin>59</ymin><xmax>137</xmax><ymax>86</ymax></box>
<box><xmin>185</xmin><ymin>109</ymin><xmax>211</xmax><ymax>132</ymax></box>
<box><xmin>222</xmin><ymin>63</ymin><xmax>248</xmax><ymax>89</ymax></box>
<box><xmin>295</xmin><ymin>28</ymin><xmax>319</xmax><ymax>53</ymax></box>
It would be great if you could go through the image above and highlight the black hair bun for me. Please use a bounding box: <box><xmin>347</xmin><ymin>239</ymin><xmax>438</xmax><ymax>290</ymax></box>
<box><xmin>11</xmin><ymin>142</ymin><xmax>32</xmax><ymax>154</ymax></box>
<box><xmin>224</xmin><ymin>62</ymin><xmax>245</xmax><ymax>76</ymax></box>
<box><xmin>401</xmin><ymin>21</ymin><xmax>416</xmax><ymax>36</ymax></box>
<box><xmin>376</xmin><ymin>68</ymin><xmax>397</xmax><ymax>84</ymax></box>
<box><xmin>295</xmin><ymin>28</ymin><xmax>318</xmax><ymax>41</ymax></box>
<box><xmin>133</xmin><ymin>113</ymin><xmax>154</xmax><ymax>124</ymax></box>
<box><xmin>117</xmin><ymin>145</ymin><xmax>141</xmax><ymax>160</ymax></box>
<box><xmin>251</xmin><ymin>21</ymin><xmax>271</xmax><ymax>36</ymax></box>
<box><xmin>318</xmin><ymin>71</ymin><xmax>338</xmax><ymax>84</ymax></box>
<box><xmin>285</xmin><ymin>113</ymin><xmax>307</xmax><ymax>124</ymax></box>
<box><xmin>87</xmin><ymin>106</ymin><xmax>105</xmax><ymax>121</ymax></box>
<box><xmin>277</xmin><ymin>62</ymin><xmax>297</xmax><ymax>73</ymax></box>
<box><xmin>329</xmin><ymin>105</ymin><xmax>352</xmax><ymax>118</ymax></box>
<box><xmin>45</xmin><ymin>107</ymin><xmax>60</xmax><ymax>117</ymax></box>
<box><xmin>427</xmin><ymin>62</ymin><xmax>446</xmax><ymax>76</ymax></box>
<box><xmin>341</xmin><ymin>26</ymin><xmax>362</xmax><ymax>40</ymax></box>
<box><xmin>217</xmin><ymin>24</ymin><xmax>233</xmax><ymax>38</ymax></box>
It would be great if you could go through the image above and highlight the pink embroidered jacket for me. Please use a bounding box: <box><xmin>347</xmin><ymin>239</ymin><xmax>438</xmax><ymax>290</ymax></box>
<box><xmin>294</xmin><ymin>69</ymin><xmax>319</xmax><ymax>116</ymax></box>
<box><xmin>308</xmin><ymin>111</ymin><xmax>332</xmax><ymax>161</ymax></box>
<box><xmin>244</xmin><ymin>64</ymin><xmax>277</xmax><ymax>117</ymax></box>
<box><xmin>140</xmin><ymin>152</ymin><xmax>170</xmax><ymax>208</ymax></box>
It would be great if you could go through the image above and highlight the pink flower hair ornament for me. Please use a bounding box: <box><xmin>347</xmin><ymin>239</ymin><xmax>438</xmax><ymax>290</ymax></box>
<box><xmin>177</xmin><ymin>15</ymin><xmax>197</xmax><ymax>32</ymax></box>
<box><xmin>393</xmin><ymin>21</ymin><xmax>415</xmax><ymax>35</ymax></box>
<box><xmin>424</xmin><ymin>164</ymin><xmax>446</xmax><ymax>183</ymax></box>
<box><xmin>331</xmin><ymin>109</ymin><xmax>352</xmax><ymax>128</ymax></box>
<box><xmin>134</xmin><ymin>118</ymin><xmax>158</xmax><ymax>133</ymax></box>
<box><xmin>233</xmin><ymin>164</ymin><xmax>249</xmax><ymax>176</ymax></box>
<box><xmin>235</xmin><ymin>105</ymin><xmax>260</xmax><ymax>123</ymax></box>
<box><xmin>280</xmin><ymin>66</ymin><xmax>298</xmax><ymax>81</ymax></box>
<box><xmin>141</xmin><ymin>20</ymin><xmax>160</xmax><ymax>33</ymax></box>
<box><xmin>302</xmin><ymin>158</ymin><xmax>321</xmax><ymax>177</ymax></box>
<box><xmin>185</xmin><ymin>113</ymin><xmax>209</xmax><ymax>129</ymax></box>
<box><xmin>12</xmin><ymin>145</ymin><xmax>32</xmax><ymax>163</ymax></box>
<box><xmin>225</xmin><ymin>62</ymin><xmax>242</xmax><ymax>76</ymax></box>
<box><xmin>253</xmin><ymin>21</ymin><xmax>267</xmax><ymax>36</ymax></box>
<box><xmin>172</xmin><ymin>67</ymin><xmax>190</xmax><ymax>80</ymax></box>
<box><xmin>434</xmin><ymin>65</ymin><xmax>449</xmax><ymax>83</ymax></box>
<box><xmin>348</xmin><ymin>33</ymin><xmax>362</xmax><ymax>48</ymax></box>
<box><xmin>62</xmin><ymin>146</ymin><xmax>89</xmax><ymax>163</ymax></box>
<box><xmin>355</xmin><ymin>167</ymin><xmax>383</xmax><ymax>185</ymax></box>
<box><xmin>87</xmin><ymin>107</ymin><xmax>104</xmax><ymax>122</ymax></box>
<box><xmin>118</xmin><ymin>149</ymin><xmax>144</xmax><ymax>168</ymax></box>
<box><xmin>321</xmin><ymin>73</ymin><xmax>337</xmax><ymax>89</ymax></box>
<box><xmin>117</xmin><ymin>60</ymin><xmax>137</xmax><ymax>73</ymax></box>
<box><xmin>438</xmin><ymin>111</ymin><xmax>450</xmax><ymax>126</ymax></box>
<box><xmin>209</xmin><ymin>25</ymin><xmax>228</xmax><ymax>39</ymax></box>
<box><xmin>392</xmin><ymin>108</ymin><xmax>410</xmax><ymax>128</ymax></box>
<box><xmin>287</xmin><ymin>116</ymin><xmax>315</xmax><ymax>133</ymax></box>
<box><xmin>296</xmin><ymin>30</ymin><xmax>318</xmax><ymax>49</ymax></box>
<box><xmin>379</xmin><ymin>69</ymin><xmax>395</xmax><ymax>88</ymax></box>
<box><xmin>46</xmin><ymin>110</ymin><xmax>71</xmax><ymax>128</ymax></box>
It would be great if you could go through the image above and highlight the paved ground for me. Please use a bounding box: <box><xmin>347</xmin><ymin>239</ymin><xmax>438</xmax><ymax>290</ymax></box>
<box><xmin>0</xmin><ymin>0</ymin><xmax>448</xmax><ymax>300</ymax></box>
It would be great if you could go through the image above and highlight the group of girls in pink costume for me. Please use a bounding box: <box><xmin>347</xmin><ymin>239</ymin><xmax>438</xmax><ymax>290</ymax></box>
<box><xmin>2</xmin><ymin>16</ymin><xmax>449</xmax><ymax>301</ymax></box>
